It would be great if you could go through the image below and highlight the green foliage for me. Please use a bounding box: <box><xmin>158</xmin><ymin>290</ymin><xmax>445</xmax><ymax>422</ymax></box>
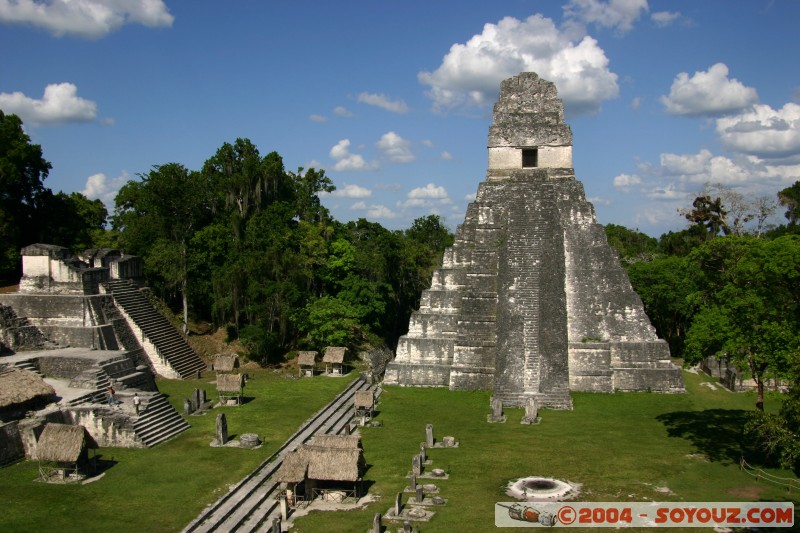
<box><xmin>684</xmin><ymin>194</ymin><xmax>730</xmax><ymax>237</ymax></box>
<box><xmin>301</xmin><ymin>295</ymin><xmax>363</xmax><ymax>349</ymax></box>
<box><xmin>0</xmin><ymin>111</ymin><xmax>52</xmax><ymax>280</ymax></box>
<box><xmin>101</xmin><ymin>136</ymin><xmax>455</xmax><ymax>363</ymax></box>
<box><xmin>628</xmin><ymin>256</ymin><xmax>694</xmax><ymax>357</ymax></box>
<box><xmin>290</xmin><ymin>166</ymin><xmax>334</xmax><ymax>223</ymax></box>
<box><xmin>683</xmin><ymin>236</ymin><xmax>800</xmax><ymax>409</ymax></box>
<box><xmin>405</xmin><ymin>214</ymin><xmax>454</xmax><ymax>252</ymax></box>
<box><xmin>658</xmin><ymin>224</ymin><xmax>709</xmax><ymax>256</ymax></box>
<box><xmin>239</xmin><ymin>324</ymin><xmax>281</xmax><ymax>365</ymax></box>
<box><xmin>747</xmin><ymin>387</ymin><xmax>800</xmax><ymax>473</ymax></box>
<box><xmin>113</xmin><ymin>163</ymin><xmax>214</xmax><ymax>332</ymax></box>
<box><xmin>778</xmin><ymin>180</ymin><xmax>800</xmax><ymax>226</ymax></box>
<box><xmin>604</xmin><ymin>223</ymin><xmax>658</xmax><ymax>263</ymax></box>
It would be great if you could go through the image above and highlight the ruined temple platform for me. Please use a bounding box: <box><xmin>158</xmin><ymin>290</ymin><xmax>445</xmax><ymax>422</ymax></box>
<box><xmin>2</xmin><ymin>347</ymin><xmax>132</xmax><ymax>366</ymax></box>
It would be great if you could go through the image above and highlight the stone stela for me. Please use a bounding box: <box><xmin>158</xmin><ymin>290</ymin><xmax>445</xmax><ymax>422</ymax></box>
<box><xmin>385</xmin><ymin>72</ymin><xmax>685</xmax><ymax>408</ymax></box>
<box><xmin>214</xmin><ymin>413</ymin><xmax>228</xmax><ymax>446</ymax></box>
<box><xmin>522</xmin><ymin>396</ymin><xmax>540</xmax><ymax>425</ymax></box>
<box><xmin>488</xmin><ymin>396</ymin><xmax>506</xmax><ymax>423</ymax></box>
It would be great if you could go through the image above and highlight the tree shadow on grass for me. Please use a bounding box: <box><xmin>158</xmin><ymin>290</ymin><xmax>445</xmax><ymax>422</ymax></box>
<box><xmin>656</xmin><ymin>409</ymin><xmax>750</xmax><ymax>465</ymax></box>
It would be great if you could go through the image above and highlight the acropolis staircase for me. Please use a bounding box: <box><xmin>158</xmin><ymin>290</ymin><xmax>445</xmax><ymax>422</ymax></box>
<box><xmin>105</xmin><ymin>279</ymin><xmax>205</xmax><ymax>379</ymax></box>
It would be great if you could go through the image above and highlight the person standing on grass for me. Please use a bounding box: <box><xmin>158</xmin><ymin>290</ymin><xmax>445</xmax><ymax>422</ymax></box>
<box><xmin>133</xmin><ymin>393</ymin><xmax>141</xmax><ymax>415</ymax></box>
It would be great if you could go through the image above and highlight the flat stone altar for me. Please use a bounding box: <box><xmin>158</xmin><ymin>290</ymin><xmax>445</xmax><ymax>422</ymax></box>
<box><xmin>384</xmin><ymin>72</ymin><xmax>684</xmax><ymax>408</ymax></box>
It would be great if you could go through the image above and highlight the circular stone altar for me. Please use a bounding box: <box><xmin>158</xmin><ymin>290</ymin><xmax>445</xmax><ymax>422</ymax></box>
<box><xmin>506</xmin><ymin>477</ymin><xmax>579</xmax><ymax>501</ymax></box>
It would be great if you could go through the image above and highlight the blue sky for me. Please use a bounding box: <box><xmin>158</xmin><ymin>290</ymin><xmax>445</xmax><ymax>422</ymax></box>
<box><xmin>2</xmin><ymin>0</ymin><xmax>799</xmax><ymax>237</ymax></box>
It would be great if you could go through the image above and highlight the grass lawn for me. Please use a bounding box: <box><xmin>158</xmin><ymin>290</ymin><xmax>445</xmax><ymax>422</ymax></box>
<box><xmin>1</xmin><ymin>368</ymin><xmax>797</xmax><ymax>532</ymax></box>
<box><xmin>290</xmin><ymin>370</ymin><xmax>800</xmax><ymax>532</ymax></box>
<box><xmin>0</xmin><ymin>370</ymin><xmax>352</xmax><ymax>533</ymax></box>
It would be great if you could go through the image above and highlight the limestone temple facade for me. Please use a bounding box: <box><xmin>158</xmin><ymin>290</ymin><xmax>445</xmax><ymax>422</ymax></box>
<box><xmin>384</xmin><ymin>72</ymin><xmax>684</xmax><ymax>408</ymax></box>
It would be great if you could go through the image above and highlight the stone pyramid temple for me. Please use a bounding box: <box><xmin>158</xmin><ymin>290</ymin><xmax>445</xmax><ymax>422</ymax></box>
<box><xmin>383</xmin><ymin>72</ymin><xmax>684</xmax><ymax>408</ymax></box>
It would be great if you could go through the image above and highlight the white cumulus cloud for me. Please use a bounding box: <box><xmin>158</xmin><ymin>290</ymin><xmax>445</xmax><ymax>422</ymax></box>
<box><xmin>334</xmin><ymin>106</ymin><xmax>352</xmax><ymax>117</ymax></box>
<box><xmin>309</xmin><ymin>114</ymin><xmax>326</xmax><ymax>122</ymax></box>
<box><xmin>716</xmin><ymin>103</ymin><xmax>800</xmax><ymax>159</ymax></box>
<box><xmin>645</xmin><ymin>184</ymin><xmax>686</xmax><ymax>201</ymax></box>
<box><xmin>409</xmin><ymin>183</ymin><xmax>449</xmax><ymax>200</ymax></box>
<box><xmin>367</xmin><ymin>204</ymin><xmax>396</xmax><ymax>219</ymax></box>
<box><xmin>329</xmin><ymin>139</ymin><xmax>378</xmax><ymax>172</ymax></box>
<box><xmin>661</xmin><ymin>63</ymin><xmax>758</xmax><ymax>117</ymax></box>
<box><xmin>563</xmin><ymin>0</ymin><xmax>649</xmax><ymax>33</ymax></box>
<box><xmin>613</xmin><ymin>173</ymin><xmax>641</xmax><ymax>191</ymax></box>
<box><xmin>660</xmin><ymin>149</ymin><xmax>714</xmax><ymax>176</ymax></box>
<box><xmin>357</xmin><ymin>92</ymin><xmax>409</xmax><ymax>114</ymax></box>
<box><xmin>377</xmin><ymin>131</ymin><xmax>415</xmax><ymax>163</ymax></box>
<box><xmin>659</xmin><ymin>149</ymin><xmax>756</xmax><ymax>185</ymax></box>
<box><xmin>418</xmin><ymin>14</ymin><xmax>619</xmax><ymax>116</ymax></box>
<box><xmin>0</xmin><ymin>0</ymin><xmax>174</xmax><ymax>38</ymax></box>
<box><xmin>651</xmin><ymin>11</ymin><xmax>681</xmax><ymax>27</ymax></box>
<box><xmin>82</xmin><ymin>171</ymin><xmax>128</xmax><ymax>208</ymax></box>
<box><xmin>399</xmin><ymin>183</ymin><xmax>453</xmax><ymax>209</ymax></box>
<box><xmin>0</xmin><ymin>83</ymin><xmax>97</xmax><ymax>125</ymax></box>
<box><xmin>330</xmin><ymin>184</ymin><xmax>372</xmax><ymax>198</ymax></box>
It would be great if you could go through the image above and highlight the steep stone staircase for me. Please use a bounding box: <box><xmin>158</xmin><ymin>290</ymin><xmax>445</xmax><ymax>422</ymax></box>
<box><xmin>106</xmin><ymin>279</ymin><xmax>205</xmax><ymax>379</ymax></box>
<box><xmin>132</xmin><ymin>392</ymin><xmax>190</xmax><ymax>447</ymax></box>
<box><xmin>493</xmin><ymin>174</ymin><xmax>572</xmax><ymax>409</ymax></box>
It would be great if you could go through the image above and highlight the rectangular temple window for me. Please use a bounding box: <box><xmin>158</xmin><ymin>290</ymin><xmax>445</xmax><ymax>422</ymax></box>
<box><xmin>522</xmin><ymin>148</ymin><xmax>538</xmax><ymax>168</ymax></box>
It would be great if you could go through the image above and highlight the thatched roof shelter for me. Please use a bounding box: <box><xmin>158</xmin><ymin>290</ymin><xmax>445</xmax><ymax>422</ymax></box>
<box><xmin>274</xmin><ymin>447</ymin><xmax>310</xmax><ymax>483</ymax></box>
<box><xmin>214</xmin><ymin>354</ymin><xmax>239</xmax><ymax>372</ymax></box>
<box><xmin>216</xmin><ymin>373</ymin><xmax>244</xmax><ymax>393</ymax></box>
<box><xmin>323</xmin><ymin>347</ymin><xmax>346</xmax><ymax>364</ymax></box>
<box><xmin>0</xmin><ymin>368</ymin><xmax>55</xmax><ymax>410</ymax></box>
<box><xmin>306</xmin><ymin>446</ymin><xmax>362</xmax><ymax>482</ymax></box>
<box><xmin>36</xmin><ymin>423</ymin><xmax>97</xmax><ymax>463</ymax></box>
<box><xmin>353</xmin><ymin>390</ymin><xmax>374</xmax><ymax>410</ymax></box>
<box><xmin>274</xmin><ymin>442</ymin><xmax>363</xmax><ymax>484</ymax></box>
<box><xmin>308</xmin><ymin>434</ymin><xmax>361</xmax><ymax>449</ymax></box>
<box><xmin>297</xmin><ymin>351</ymin><xmax>317</xmax><ymax>367</ymax></box>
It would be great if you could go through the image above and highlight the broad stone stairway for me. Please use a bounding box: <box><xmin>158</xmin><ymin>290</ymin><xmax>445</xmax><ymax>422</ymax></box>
<box><xmin>184</xmin><ymin>377</ymin><xmax>379</xmax><ymax>533</ymax></box>
<box><xmin>133</xmin><ymin>392</ymin><xmax>190</xmax><ymax>447</ymax></box>
<box><xmin>493</xmin><ymin>173</ymin><xmax>572</xmax><ymax>409</ymax></box>
<box><xmin>106</xmin><ymin>279</ymin><xmax>205</xmax><ymax>379</ymax></box>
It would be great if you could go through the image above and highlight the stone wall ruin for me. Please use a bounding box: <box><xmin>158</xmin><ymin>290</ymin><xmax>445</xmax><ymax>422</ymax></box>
<box><xmin>384</xmin><ymin>72</ymin><xmax>684</xmax><ymax>408</ymax></box>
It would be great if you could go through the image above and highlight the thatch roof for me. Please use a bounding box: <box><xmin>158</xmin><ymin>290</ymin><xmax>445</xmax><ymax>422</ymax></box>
<box><xmin>307</xmin><ymin>446</ymin><xmax>362</xmax><ymax>481</ymax></box>
<box><xmin>0</xmin><ymin>368</ymin><xmax>56</xmax><ymax>409</ymax></box>
<box><xmin>36</xmin><ymin>423</ymin><xmax>97</xmax><ymax>463</ymax></box>
<box><xmin>323</xmin><ymin>346</ymin><xmax>346</xmax><ymax>364</ymax></box>
<box><xmin>216</xmin><ymin>373</ymin><xmax>244</xmax><ymax>393</ymax></box>
<box><xmin>214</xmin><ymin>354</ymin><xmax>239</xmax><ymax>372</ymax></box>
<box><xmin>308</xmin><ymin>434</ymin><xmax>361</xmax><ymax>449</ymax></box>
<box><xmin>274</xmin><ymin>447</ymin><xmax>309</xmax><ymax>483</ymax></box>
<box><xmin>297</xmin><ymin>351</ymin><xmax>317</xmax><ymax>367</ymax></box>
<box><xmin>274</xmin><ymin>443</ymin><xmax>363</xmax><ymax>483</ymax></box>
<box><xmin>354</xmin><ymin>390</ymin><xmax>374</xmax><ymax>409</ymax></box>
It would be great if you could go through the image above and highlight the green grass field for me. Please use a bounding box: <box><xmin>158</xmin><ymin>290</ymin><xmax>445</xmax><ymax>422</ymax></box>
<box><xmin>0</xmin><ymin>371</ymin><xmax>351</xmax><ymax>533</ymax></box>
<box><xmin>1</xmin><ymin>369</ymin><xmax>797</xmax><ymax>532</ymax></box>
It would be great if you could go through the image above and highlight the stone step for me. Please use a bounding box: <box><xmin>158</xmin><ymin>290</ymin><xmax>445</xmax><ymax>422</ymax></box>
<box><xmin>107</xmin><ymin>279</ymin><xmax>205</xmax><ymax>380</ymax></box>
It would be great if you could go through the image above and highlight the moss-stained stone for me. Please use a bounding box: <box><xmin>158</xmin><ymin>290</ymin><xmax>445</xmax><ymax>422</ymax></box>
<box><xmin>385</xmin><ymin>72</ymin><xmax>684</xmax><ymax>407</ymax></box>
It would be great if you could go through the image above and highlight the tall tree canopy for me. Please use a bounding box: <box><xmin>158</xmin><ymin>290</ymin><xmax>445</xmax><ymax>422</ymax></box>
<box><xmin>683</xmin><ymin>236</ymin><xmax>800</xmax><ymax>410</ymax></box>
<box><xmin>778</xmin><ymin>181</ymin><xmax>800</xmax><ymax>226</ymax></box>
<box><xmin>113</xmin><ymin>163</ymin><xmax>214</xmax><ymax>332</ymax></box>
<box><xmin>0</xmin><ymin>111</ymin><xmax>52</xmax><ymax>280</ymax></box>
<box><xmin>0</xmin><ymin>112</ymin><xmax>112</xmax><ymax>281</ymax></box>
